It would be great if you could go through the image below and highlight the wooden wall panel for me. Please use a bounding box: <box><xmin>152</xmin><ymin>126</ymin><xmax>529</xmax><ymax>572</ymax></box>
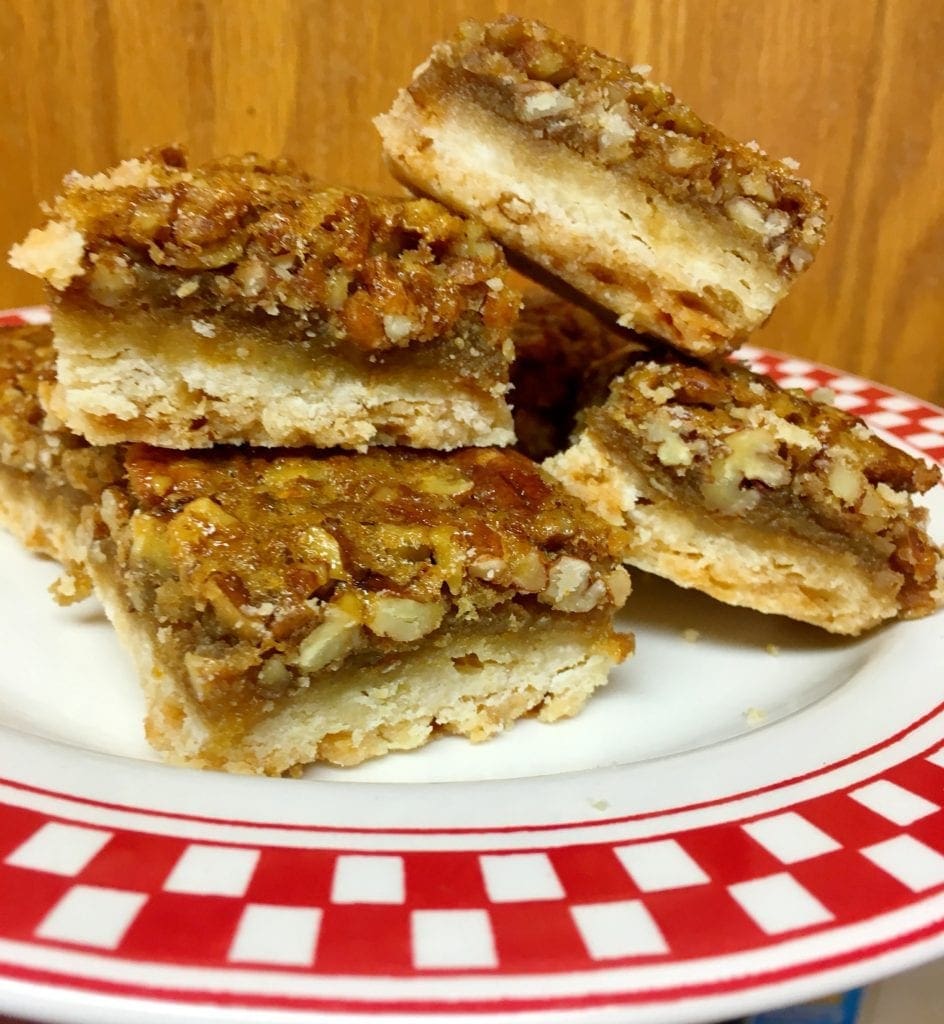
<box><xmin>1</xmin><ymin>0</ymin><xmax>942</xmax><ymax>401</ymax></box>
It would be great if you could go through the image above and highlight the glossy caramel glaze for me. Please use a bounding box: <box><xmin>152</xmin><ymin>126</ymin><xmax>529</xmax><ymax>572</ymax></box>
<box><xmin>17</xmin><ymin>146</ymin><xmax>520</xmax><ymax>357</ymax></box>
<box><xmin>109</xmin><ymin>444</ymin><xmax>631</xmax><ymax>722</ymax></box>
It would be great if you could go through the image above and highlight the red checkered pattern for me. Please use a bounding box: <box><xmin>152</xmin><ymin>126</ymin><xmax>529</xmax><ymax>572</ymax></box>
<box><xmin>1</xmin><ymin>745</ymin><xmax>943</xmax><ymax>1001</ymax></box>
<box><xmin>1</xmin><ymin>310</ymin><xmax>943</xmax><ymax>1018</ymax></box>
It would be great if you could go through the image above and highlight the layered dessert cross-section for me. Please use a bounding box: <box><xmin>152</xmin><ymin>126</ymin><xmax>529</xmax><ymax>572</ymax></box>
<box><xmin>513</xmin><ymin>294</ymin><xmax>944</xmax><ymax>634</ymax></box>
<box><xmin>9</xmin><ymin>147</ymin><xmax>520</xmax><ymax>451</ymax></box>
<box><xmin>95</xmin><ymin>445</ymin><xmax>633</xmax><ymax>773</ymax></box>
<box><xmin>376</xmin><ymin>15</ymin><xmax>827</xmax><ymax>357</ymax></box>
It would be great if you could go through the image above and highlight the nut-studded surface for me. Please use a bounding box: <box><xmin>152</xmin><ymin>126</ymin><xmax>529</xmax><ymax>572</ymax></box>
<box><xmin>10</xmin><ymin>146</ymin><xmax>520</xmax><ymax>358</ymax></box>
<box><xmin>109</xmin><ymin>445</ymin><xmax>630</xmax><ymax>731</ymax></box>
<box><xmin>587</xmin><ymin>359</ymin><xmax>942</xmax><ymax>617</ymax></box>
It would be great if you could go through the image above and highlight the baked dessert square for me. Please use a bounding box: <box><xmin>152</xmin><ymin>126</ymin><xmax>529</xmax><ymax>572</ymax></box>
<box><xmin>376</xmin><ymin>15</ymin><xmax>828</xmax><ymax>358</ymax></box>
<box><xmin>9</xmin><ymin>147</ymin><xmax>520</xmax><ymax>451</ymax></box>
<box><xmin>515</xmin><ymin>294</ymin><xmax>944</xmax><ymax>634</ymax></box>
<box><xmin>93</xmin><ymin>445</ymin><xmax>632</xmax><ymax>774</ymax></box>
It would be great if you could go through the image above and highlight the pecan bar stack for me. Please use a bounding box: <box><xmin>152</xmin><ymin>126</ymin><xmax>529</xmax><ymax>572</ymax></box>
<box><xmin>376</xmin><ymin>16</ymin><xmax>942</xmax><ymax>635</ymax></box>
<box><xmin>3</xmin><ymin>13</ymin><xmax>941</xmax><ymax>777</ymax></box>
<box><xmin>3</xmin><ymin>150</ymin><xmax>634</xmax><ymax>775</ymax></box>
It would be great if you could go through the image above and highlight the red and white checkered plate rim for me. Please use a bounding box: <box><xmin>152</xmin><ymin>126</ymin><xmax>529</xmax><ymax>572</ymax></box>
<box><xmin>1</xmin><ymin>307</ymin><xmax>943</xmax><ymax>1024</ymax></box>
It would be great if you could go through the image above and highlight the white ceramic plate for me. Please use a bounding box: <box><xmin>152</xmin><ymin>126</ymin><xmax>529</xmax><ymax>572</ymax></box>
<box><xmin>1</xmin><ymin>308</ymin><xmax>943</xmax><ymax>1024</ymax></box>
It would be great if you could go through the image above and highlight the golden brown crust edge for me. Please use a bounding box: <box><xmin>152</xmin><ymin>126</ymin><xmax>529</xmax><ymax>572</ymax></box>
<box><xmin>47</xmin><ymin>307</ymin><xmax>516</xmax><ymax>450</ymax></box>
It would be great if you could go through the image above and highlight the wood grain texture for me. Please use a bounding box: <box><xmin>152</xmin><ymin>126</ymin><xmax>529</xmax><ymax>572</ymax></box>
<box><xmin>1</xmin><ymin>0</ymin><xmax>942</xmax><ymax>402</ymax></box>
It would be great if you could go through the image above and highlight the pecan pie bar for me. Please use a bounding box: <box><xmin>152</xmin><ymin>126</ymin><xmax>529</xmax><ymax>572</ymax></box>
<box><xmin>90</xmin><ymin>445</ymin><xmax>632</xmax><ymax>774</ymax></box>
<box><xmin>517</xmin><ymin>295</ymin><xmax>944</xmax><ymax>634</ymax></box>
<box><xmin>0</xmin><ymin>323</ymin><xmax>120</xmax><ymax>567</ymax></box>
<box><xmin>9</xmin><ymin>147</ymin><xmax>519</xmax><ymax>450</ymax></box>
<box><xmin>376</xmin><ymin>16</ymin><xmax>827</xmax><ymax>357</ymax></box>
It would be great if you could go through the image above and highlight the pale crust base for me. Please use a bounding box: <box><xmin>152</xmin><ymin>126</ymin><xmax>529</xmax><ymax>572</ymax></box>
<box><xmin>547</xmin><ymin>433</ymin><xmax>916</xmax><ymax>635</ymax></box>
<box><xmin>87</xmin><ymin>558</ymin><xmax>626</xmax><ymax>775</ymax></box>
<box><xmin>377</xmin><ymin>92</ymin><xmax>788</xmax><ymax>356</ymax></box>
<box><xmin>49</xmin><ymin>308</ymin><xmax>514</xmax><ymax>450</ymax></box>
